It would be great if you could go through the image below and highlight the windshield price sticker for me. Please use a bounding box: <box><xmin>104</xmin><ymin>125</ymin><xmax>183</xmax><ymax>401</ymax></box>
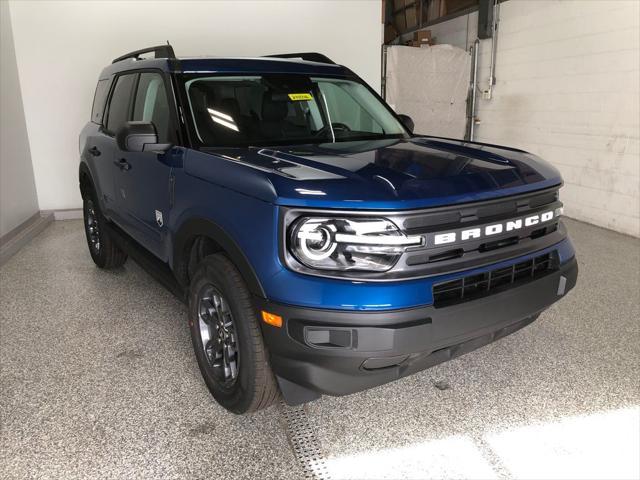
<box><xmin>288</xmin><ymin>93</ymin><xmax>313</xmax><ymax>101</ymax></box>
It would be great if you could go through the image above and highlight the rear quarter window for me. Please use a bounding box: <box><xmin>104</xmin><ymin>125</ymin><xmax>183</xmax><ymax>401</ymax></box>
<box><xmin>91</xmin><ymin>79</ymin><xmax>110</xmax><ymax>124</ymax></box>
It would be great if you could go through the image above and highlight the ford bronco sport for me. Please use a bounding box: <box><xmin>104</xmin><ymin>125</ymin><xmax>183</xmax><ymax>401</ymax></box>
<box><xmin>79</xmin><ymin>45</ymin><xmax>577</xmax><ymax>413</ymax></box>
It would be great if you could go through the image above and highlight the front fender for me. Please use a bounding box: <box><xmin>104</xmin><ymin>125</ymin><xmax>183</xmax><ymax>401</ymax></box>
<box><xmin>172</xmin><ymin>216</ymin><xmax>267</xmax><ymax>298</ymax></box>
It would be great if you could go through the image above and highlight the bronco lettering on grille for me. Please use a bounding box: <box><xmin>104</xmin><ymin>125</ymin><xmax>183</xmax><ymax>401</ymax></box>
<box><xmin>431</xmin><ymin>207</ymin><xmax>562</xmax><ymax>246</ymax></box>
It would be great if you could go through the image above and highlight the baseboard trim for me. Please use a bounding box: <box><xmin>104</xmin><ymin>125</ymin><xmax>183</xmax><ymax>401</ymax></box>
<box><xmin>41</xmin><ymin>208</ymin><xmax>83</xmax><ymax>220</ymax></box>
<box><xmin>0</xmin><ymin>212</ymin><xmax>55</xmax><ymax>267</ymax></box>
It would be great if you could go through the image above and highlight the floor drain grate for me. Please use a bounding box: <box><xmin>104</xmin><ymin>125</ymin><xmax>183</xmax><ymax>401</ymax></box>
<box><xmin>280</xmin><ymin>401</ymin><xmax>331</xmax><ymax>480</ymax></box>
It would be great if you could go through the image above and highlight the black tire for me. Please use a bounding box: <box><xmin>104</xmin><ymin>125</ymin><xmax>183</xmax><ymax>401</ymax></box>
<box><xmin>188</xmin><ymin>254</ymin><xmax>279</xmax><ymax>413</ymax></box>
<box><xmin>82</xmin><ymin>188</ymin><xmax>127</xmax><ymax>269</ymax></box>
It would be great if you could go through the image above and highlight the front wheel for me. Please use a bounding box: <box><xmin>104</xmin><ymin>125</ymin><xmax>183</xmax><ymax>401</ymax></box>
<box><xmin>188</xmin><ymin>254</ymin><xmax>279</xmax><ymax>413</ymax></box>
<box><xmin>82</xmin><ymin>190</ymin><xmax>127</xmax><ymax>269</ymax></box>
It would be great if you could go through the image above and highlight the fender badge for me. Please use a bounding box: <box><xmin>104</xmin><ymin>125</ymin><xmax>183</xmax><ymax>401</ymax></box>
<box><xmin>557</xmin><ymin>275</ymin><xmax>567</xmax><ymax>296</ymax></box>
<box><xmin>155</xmin><ymin>210</ymin><xmax>164</xmax><ymax>227</ymax></box>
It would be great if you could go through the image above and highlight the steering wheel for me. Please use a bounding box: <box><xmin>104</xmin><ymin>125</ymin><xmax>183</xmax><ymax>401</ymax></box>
<box><xmin>315</xmin><ymin>122</ymin><xmax>352</xmax><ymax>137</ymax></box>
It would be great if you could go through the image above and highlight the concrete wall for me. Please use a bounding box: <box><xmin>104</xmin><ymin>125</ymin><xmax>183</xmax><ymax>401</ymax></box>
<box><xmin>7</xmin><ymin>0</ymin><xmax>382</xmax><ymax>212</ymax></box>
<box><xmin>0</xmin><ymin>0</ymin><xmax>39</xmax><ymax>237</ymax></box>
<box><xmin>413</xmin><ymin>0</ymin><xmax>640</xmax><ymax>237</ymax></box>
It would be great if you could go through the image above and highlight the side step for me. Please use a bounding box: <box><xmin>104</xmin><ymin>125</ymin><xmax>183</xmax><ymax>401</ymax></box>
<box><xmin>104</xmin><ymin>221</ymin><xmax>187</xmax><ymax>303</ymax></box>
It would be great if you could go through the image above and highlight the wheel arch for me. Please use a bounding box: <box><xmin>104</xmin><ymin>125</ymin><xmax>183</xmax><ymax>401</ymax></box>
<box><xmin>173</xmin><ymin>217</ymin><xmax>266</xmax><ymax>298</ymax></box>
<box><xmin>78</xmin><ymin>162</ymin><xmax>94</xmax><ymax>200</ymax></box>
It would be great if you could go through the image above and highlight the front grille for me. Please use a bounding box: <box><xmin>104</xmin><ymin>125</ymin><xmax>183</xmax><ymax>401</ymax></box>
<box><xmin>281</xmin><ymin>187</ymin><xmax>565</xmax><ymax>281</ymax></box>
<box><xmin>432</xmin><ymin>252</ymin><xmax>558</xmax><ymax>307</ymax></box>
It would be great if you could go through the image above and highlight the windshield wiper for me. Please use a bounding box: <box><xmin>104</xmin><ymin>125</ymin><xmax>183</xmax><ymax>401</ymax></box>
<box><xmin>332</xmin><ymin>133</ymin><xmax>404</xmax><ymax>142</ymax></box>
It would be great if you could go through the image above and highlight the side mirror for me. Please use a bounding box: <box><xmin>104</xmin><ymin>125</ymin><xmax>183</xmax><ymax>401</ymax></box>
<box><xmin>116</xmin><ymin>121</ymin><xmax>171</xmax><ymax>153</ymax></box>
<box><xmin>397</xmin><ymin>114</ymin><xmax>414</xmax><ymax>134</ymax></box>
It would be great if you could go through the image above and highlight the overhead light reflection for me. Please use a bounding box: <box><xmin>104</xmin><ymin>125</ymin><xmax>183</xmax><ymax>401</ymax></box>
<box><xmin>323</xmin><ymin>435</ymin><xmax>498</xmax><ymax>479</ymax></box>
<box><xmin>318</xmin><ymin>407</ymin><xmax>639</xmax><ymax>479</ymax></box>
<box><xmin>295</xmin><ymin>188</ymin><xmax>326</xmax><ymax>196</ymax></box>
<box><xmin>207</xmin><ymin>107</ymin><xmax>239</xmax><ymax>132</ymax></box>
<box><xmin>485</xmin><ymin>406</ymin><xmax>640</xmax><ymax>480</ymax></box>
<box><xmin>207</xmin><ymin>107</ymin><xmax>233</xmax><ymax>122</ymax></box>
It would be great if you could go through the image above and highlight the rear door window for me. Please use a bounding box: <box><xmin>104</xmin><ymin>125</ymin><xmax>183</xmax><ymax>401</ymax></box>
<box><xmin>104</xmin><ymin>74</ymin><xmax>136</xmax><ymax>134</ymax></box>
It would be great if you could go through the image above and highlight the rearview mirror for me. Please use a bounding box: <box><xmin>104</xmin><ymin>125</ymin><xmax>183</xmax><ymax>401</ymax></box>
<box><xmin>397</xmin><ymin>114</ymin><xmax>414</xmax><ymax>134</ymax></box>
<box><xmin>116</xmin><ymin>121</ymin><xmax>171</xmax><ymax>153</ymax></box>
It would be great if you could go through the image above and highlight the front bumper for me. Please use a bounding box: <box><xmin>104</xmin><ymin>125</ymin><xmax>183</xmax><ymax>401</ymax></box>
<box><xmin>257</xmin><ymin>257</ymin><xmax>578</xmax><ymax>405</ymax></box>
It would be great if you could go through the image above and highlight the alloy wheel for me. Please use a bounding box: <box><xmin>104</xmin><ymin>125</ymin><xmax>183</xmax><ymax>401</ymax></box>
<box><xmin>86</xmin><ymin>200</ymin><xmax>100</xmax><ymax>253</ymax></box>
<box><xmin>197</xmin><ymin>285</ymin><xmax>239</xmax><ymax>384</ymax></box>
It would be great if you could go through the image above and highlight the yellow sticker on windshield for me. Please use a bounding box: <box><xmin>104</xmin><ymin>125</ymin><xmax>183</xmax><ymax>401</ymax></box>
<box><xmin>288</xmin><ymin>93</ymin><xmax>313</xmax><ymax>101</ymax></box>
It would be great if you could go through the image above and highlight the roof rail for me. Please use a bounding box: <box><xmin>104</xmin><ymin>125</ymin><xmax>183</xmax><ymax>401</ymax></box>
<box><xmin>264</xmin><ymin>52</ymin><xmax>335</xmax><ymax>65</ymax></box>
<box><xmin>112</xmin><ymin>44</ymin><xmax>176</xmax><ymax>64</ymax></box>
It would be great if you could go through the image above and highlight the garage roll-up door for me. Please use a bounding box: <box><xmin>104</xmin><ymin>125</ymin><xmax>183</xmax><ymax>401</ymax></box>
<box><xmin>385</xmin><ymin>44</ymin><xmax>471</xmax><ymax>139</ymax></box>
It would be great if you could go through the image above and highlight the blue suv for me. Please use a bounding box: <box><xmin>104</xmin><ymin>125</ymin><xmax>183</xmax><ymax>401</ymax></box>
<box><xmin>79</xmin><ymin>45</ymin><xmax>577</xmax><ymax>413</ymax></box>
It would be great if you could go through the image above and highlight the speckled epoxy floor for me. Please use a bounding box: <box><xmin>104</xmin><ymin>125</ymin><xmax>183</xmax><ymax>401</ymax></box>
<box><xmin>0</xmin><ymin>220</ymin><xmax>300</xmax><ymax>479</ymax></box>
<box><xmin>1</xmin><ymin>218</ymin><xmax>639</xmax><ymax>479</ymax></box>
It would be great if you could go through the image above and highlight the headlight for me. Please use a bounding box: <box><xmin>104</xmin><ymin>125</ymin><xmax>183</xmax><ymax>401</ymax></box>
<box><xmin>289</xmin><ymin>217</ymin><xmax>423</xmax><ymax>272</ymax></box>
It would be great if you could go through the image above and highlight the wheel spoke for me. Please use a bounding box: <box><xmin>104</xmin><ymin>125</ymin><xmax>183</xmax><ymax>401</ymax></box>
<box><xmin>228</xmin><ymin>357</ymin><xmax>238</xmax><ymax>380</ymax></box>
<box><xmin>199</xmin><ymin>298</ymin><xmax>216</xmax><ymax>324</ymax></box>
<box><xmin>213</xmin><ymin>294</ymin><xmax>226</xmax><ymax>324</ymax></box>
<box><xmin>203</xmin><ymin>339</ymin><xmax>214</xmax><ymax>360</ymax></box>
<box><xmin>223</xmin><ymin>342</ymin><xmax>238</xmax><ymax>380</ymax></box>
<box><xmin>85</xmin><ymin>201</ymin><xmax>101</xmax><ymax>253</ymax></box>
<box><xmin>196</xmin><ymin>286</ymin><xmax>239</xmax><ymax>383</ymax></box>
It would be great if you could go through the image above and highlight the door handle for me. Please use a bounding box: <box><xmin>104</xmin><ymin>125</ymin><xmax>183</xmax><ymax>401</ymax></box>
<box><xmin>88</xmin><ymin>146</ymin><xmax>101</xmax><ymax>157</ymax></box>
<box><xmin>113</xmin><ymin>158</ymin><xmax>131</xmax><ymax>171</ymax></box>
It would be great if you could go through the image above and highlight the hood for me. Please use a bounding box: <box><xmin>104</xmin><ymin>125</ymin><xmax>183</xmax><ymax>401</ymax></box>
<box><xmin>206</xmin><ymin>137</ymin><xmax>562</xmax><ymax>209</ymax></box>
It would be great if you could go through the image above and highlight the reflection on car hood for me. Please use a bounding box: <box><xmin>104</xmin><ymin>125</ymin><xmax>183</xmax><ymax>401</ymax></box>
<box><xmin>207</xmin><ymin>137</ymin><xmax>563</xmax><ymax>209</ymax></box>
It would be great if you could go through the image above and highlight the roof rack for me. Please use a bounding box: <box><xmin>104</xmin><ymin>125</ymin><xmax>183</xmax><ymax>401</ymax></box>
<box><xmin>263</xmin><ymin>52</ymin><xmax>335</xmax><ymax>65</ymax></box>
<box><xmin>112</xmin><ymin>44</ymin><xmax>176</xmax><ymax>64</ymax></box>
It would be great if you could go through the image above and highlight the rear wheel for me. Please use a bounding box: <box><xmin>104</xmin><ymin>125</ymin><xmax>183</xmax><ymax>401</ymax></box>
<box><xmin>188</xmin><ymin>254</ymin><xmax>279</xmax><ymax>413</ymax></box>
<box><xmin>82</xmin><ymin>189</ymin><xmax>127</xmax><ymax>269</ymax></box>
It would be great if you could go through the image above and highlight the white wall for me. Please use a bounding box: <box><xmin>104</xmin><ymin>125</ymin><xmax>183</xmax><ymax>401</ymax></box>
<box><xmin>8</xmin><ymin>0</ymin><xmax>382</xmax><ymax>211</ymax></box>
<box><xmin>415</xmin><ymin>0</ymin><xmax>640</xmax><ymax>237</ymax></box>
<box><xmin>0</xmin><ymin>0</ymin><xmax>39</xmax><ymax>237</ymax></box>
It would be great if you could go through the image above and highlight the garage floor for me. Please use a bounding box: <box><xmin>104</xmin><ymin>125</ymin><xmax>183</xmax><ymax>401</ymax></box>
<box><xmin>1</xmin><ymin>218</ymin><xmax>638</xmax><ymax>480</ymax></box>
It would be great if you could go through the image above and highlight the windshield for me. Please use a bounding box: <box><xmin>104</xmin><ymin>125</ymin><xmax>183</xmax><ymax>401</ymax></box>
<box><xmin>184</xmin><ymin>75</ymin><xmax>408</xmax><ymax>147</ymax></box>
